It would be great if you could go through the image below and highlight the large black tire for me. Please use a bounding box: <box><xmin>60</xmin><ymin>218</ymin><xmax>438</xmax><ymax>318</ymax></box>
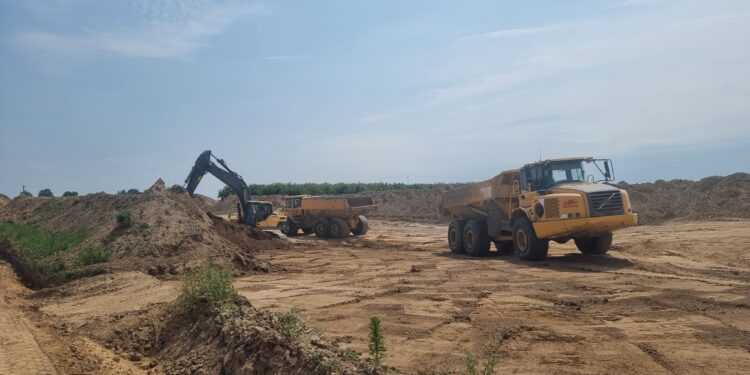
<box><xmin>494</xmin><ymin>241</ymin><xmax>514</xmax><ymax>254</ymax></box>
<box><xmin>574</xmin><ymin>232</ymin><xmax>613</xmax><ymax>255</ymax></box>
<box><xmin>448</xmin><ymin>219</ymin><xmax>466</xmax><ymax>254</ymax></box>
<box><xmin>280</xmin><ymin>220</ymin><xmax>298</xmax><ymax>236</ymax></box>
<box><xmin>351</xmin><ymin>215</ymin><xmax>369</xmax><ymax>235</ymax></box>
<box><xmin>329</xmin><ymin>218</ymin><xmax>350</xmax><ymax>239</ymax></box>
<box><xmin>302</xmin><ymin>227</ymin><xmax>313</xmax><ymax>235</ymax></box>
<box><xmin>512</xmin><ymin>218</ymin><xmax>549</xmax><ymax>261</ymax></box>
<box><xmin>463</xmin><ymin>220</ymin><xmax>491</xmax><ymax>257</ymax></box>
<box><xmin>313</xmin><ymin>219</ymin><xmax>330</xmax><ymax>238</ymax></box>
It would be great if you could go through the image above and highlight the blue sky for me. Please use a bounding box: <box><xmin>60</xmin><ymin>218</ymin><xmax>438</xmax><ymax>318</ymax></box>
<box><xmin>1</xmin><ymin>0</ymin><xmax>749</xmax><ymax>198</ymax></box>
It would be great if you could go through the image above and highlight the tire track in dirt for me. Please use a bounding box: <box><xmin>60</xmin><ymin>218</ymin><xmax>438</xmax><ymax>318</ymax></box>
<box><xmin>0</xmin><ymin>261</ymin><xmax>57</xmax><ymax>375</ymax></box>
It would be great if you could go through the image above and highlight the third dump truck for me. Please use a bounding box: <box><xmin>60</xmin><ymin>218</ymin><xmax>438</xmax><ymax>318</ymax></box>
<box><xmin>440</xmin><ymin>157</ymin><xmax>637</xmax><ymax>261</ymax></box>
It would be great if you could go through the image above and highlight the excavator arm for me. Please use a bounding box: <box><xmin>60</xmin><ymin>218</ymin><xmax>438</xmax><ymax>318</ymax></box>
<box><xmin>184</xmin><ymin>150</ymin><xmax>257</xmax><ymax>226</ymax></box>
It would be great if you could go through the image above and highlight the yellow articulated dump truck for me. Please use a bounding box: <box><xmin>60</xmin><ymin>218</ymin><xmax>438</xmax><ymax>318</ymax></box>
<box><xmin>281</xmin><ymin>196</ymin><xmax>377</xmax><ymax>238</ymax></box>
<box><xmin>440</xmin><ymin>157</ymin><xmax>637</xmax><ymax>261</ymax></box>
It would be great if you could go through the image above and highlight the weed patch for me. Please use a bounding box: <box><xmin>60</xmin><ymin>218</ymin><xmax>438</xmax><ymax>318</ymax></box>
<box><xmin>178</xmin><ymin>263</ymin><xmax>238</xmax><ymax>311</ymax></box>
<box><xmin>75</xmin><ymin>246</ymin><xmax>111</xmax><ymax>266</ymax></box>
<box><xmin>0</xmin><ymin>222</ymin><xmax>88</xmax><ymax>267</ymax></box>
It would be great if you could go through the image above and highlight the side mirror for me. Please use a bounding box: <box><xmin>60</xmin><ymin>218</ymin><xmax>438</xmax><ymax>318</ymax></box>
<box><xmin>604</xmin><ymin>161</ymin><xmax>611</xmax><ymax>180</ymax></box>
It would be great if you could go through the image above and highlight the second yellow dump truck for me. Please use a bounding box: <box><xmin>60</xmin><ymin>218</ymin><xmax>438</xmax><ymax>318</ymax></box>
<box><xmin>281</xmin><ymin>196</ymin><xmax>377</xmax><ymax>238</ymax></box>
<box><xmin>440</xmin><ymin>157</ymin><xmax>637</xmax><ymax>260</ymax></box>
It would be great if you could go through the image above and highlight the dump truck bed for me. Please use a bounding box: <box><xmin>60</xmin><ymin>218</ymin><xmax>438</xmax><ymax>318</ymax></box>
<box><xmin>300</xmin><ymin>196</ymin><xmax>377</xmax><ymax>217</ymax></box>
<box><xmin>440</xmin><ymin>170</ymin><xmax>520</xmax><ymax>220</ymax></box>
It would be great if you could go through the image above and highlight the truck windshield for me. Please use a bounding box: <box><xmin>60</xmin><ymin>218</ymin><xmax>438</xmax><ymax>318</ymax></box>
<box><xmin>543</xmin><ymin>161</ymin><xmax>584</xmax><ymax>187</ymax></box>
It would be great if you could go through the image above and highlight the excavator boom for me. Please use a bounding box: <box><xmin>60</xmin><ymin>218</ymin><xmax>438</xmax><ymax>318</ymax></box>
<box><xmin>184</xmin><ymin>150</ymin><xmax>256</xmax><ymax>225</ymax></box>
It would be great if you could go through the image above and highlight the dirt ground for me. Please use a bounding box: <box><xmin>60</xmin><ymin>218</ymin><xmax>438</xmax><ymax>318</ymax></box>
<box><xmin>6</xmin><ymin>218</ymin><xmax>749</xmax><ymax>374</ymax></box>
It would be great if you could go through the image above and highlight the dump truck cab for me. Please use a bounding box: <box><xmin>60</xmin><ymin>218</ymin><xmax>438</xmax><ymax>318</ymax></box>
<box><xmin>515</xmin><ymin>158</ymin><xmax>637</xmax><ymax>248</ymax></box>
<box><xmin>441</xmin><ymin>157</ymin><xmax>637</xmax><ymax>261</ymax></box>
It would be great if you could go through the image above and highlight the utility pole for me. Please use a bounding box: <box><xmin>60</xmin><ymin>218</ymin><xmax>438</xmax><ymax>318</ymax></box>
<box><xmin>407</xmin><ymin>174</ymin><xmax>410</xmax><ymax>184</ymax></box>
<box><xmin>22</xmin><ymin>185</ymin><xmax>26</xmax><ymax>193</ymax></box>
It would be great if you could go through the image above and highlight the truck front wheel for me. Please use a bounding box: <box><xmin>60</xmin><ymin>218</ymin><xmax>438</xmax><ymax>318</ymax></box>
<box><xmin>574</xmin><ymin>232</ymin><xmax>613</xmax><ymax>255</ymax></box>
<box><xmin>313</xmin><ymin>219</ymin><xmax>330</xmax><ymax>238</ymax></box>
<box><xmin>463</xmin><ymin>220</ymin><xmax>490</xmax><ymax>257</ymax></box>
<box><xmin>512</xmin><ymin>218</ymin><xmax>549</xmax><ymax>261</ymax></box>
<box><xmin>448</xmin><ymin>219</ymin><xmax>466</xmax><ymax>254</ymax></box>
<box><xmin>280</xmin><ymin>220</ymin><xmax>298</xmax><ymax>236</ymax></box>
<box><xmin>329</xmin><ymin>218</ymin><xmax>350</xmax><ymax>239</ymax></box>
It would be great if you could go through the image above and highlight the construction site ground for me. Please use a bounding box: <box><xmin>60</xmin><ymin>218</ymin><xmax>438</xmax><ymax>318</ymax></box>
<box><xmin>3</xmin><ymin>218</ymin><xmax>749</xmax><ymax>374</ymax></box>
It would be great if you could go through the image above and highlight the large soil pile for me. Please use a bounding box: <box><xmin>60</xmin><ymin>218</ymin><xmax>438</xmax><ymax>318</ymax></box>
<box><xmin>620</xmin><ymin>172</ymin><xmax>750</xmax><ymax>224</ymax></box>
<box><xmin>0</xmin><ymin>180</ymin><xmax>285</xmax><ymax>287</ymax></box>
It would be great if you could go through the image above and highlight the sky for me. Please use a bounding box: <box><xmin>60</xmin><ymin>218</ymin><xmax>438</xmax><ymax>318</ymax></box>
<box><xmin>1</xmin><ymin>0</ymin><xmax>749</xmax><ymax>198</ymax></box>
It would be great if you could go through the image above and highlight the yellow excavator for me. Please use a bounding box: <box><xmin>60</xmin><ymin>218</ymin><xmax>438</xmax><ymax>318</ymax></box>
<box><xmin>184</xmin><ymin>150</ymin><xmax>289</xmax><ymax>232</ymax></box>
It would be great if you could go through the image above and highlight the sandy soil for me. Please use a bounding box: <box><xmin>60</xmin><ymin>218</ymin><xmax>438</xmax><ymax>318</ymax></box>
<box><xmin>4</xmin><ymin>219</ymin><xmax>750</xmax><ymax>374</ymax></box>
<box><xmin>233</xmin><ymin>220</ymin><xmax>750</xmax><ymax>374</ymax></box>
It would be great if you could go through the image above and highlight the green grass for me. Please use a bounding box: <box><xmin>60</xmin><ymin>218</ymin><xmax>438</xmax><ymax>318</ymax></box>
<box><xmin>178</xmin><ymin>263</ymin><xmax>239</xmax><ymax>311</ymax></box>
<box><xmin>0</xmin><ymin>222</ymin><xmax>88</xmax><ymax>267</ymax></box>
<box><xmin>74</xmin><ymin>246</ymin><xmax>111</xmax><ymax>266</ymax></box>
<box><xmin>115</xmin><ymin>210</ymin><xmax>133</xmax><ymax>229</ymax></box>
<box><xmin>277</xmin><ymin>307</ymin><xmax>311</xmax><ymax>339</ymax></box>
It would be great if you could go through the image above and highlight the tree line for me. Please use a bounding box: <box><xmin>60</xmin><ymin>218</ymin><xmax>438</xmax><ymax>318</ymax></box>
<box><xmin>217</xmin><ymin>182</ymin><xmax>456</xmax><ymax>199</ymax></box>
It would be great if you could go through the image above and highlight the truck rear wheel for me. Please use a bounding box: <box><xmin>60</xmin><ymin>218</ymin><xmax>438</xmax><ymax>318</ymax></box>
<box><xmin>313</xmin><ymin>219</ymin><xmax>330</xmax><ymax>238</ymax></box>
<box><xmin>512</xmin><ymin>218</ymin><xmax>548</xmax><ymax>261</ymax></box>
<box><xmin>351</xmin><ymin>215</ymin><xmax>369</xmax><ymax>235</ymax></box>
<box><xmin>463</xmin><ymin>220</ymin><xmax>490</xmax><ymax>257</ymax></box>
<box><xmin>329</xmin><ymin>218</ymin><xmax>350</xmax><ymax>239</ymax></box>
<box><xmin>574</xmin><ymin>232</ymin><xmax>613</xmax><ymax>255</ymax></box>
<box><xmin>448</xmin><ymin>219</ymin><xmax>466</xmax><ymax>254</ymax></box>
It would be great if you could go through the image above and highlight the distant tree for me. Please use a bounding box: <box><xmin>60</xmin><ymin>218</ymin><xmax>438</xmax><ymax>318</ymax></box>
<box><xmin>19</xmin><ymin>191</ymin><xmax>32</xmax><ymax>197</ymax></box>
<box><xmin>38</xmin><ymin>188</ymin><xmax>54</xmax><ymax>197</ymax></box>
<box><xmin>126</xmin><ymin>188</ymin><xmax>140</xmax><ymax>195</ymax></box>
<box><xmin>62</xmin><ymin>191</ymin><xmax>79</xmax><ymax>197</ymax></box>
<box><xmin>117</xmin><ymin>189</ymin><xmax>127</xmax><ymax>195</ymax></box>
<box><xmin>218</xmin><ymin>185</ymin><xmax>232</xmax><ymax>200</ymax></box>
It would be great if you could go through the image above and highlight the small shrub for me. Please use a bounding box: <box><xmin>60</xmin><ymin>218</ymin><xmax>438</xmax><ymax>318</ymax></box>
<box><xmin>168</xmin><ymin>184</ymin><xmax>186</xmax><ymax>194</ymax></box>
<box><xmin>116</xmin><ymin>211</ymin><xmax>133</xmax><ymax>229</ymax></box>
<box><xmin>127</xmin><ymin>188</ymin><xmax>140</xmax><ymax>195</ymax></box>
<box><xmin>38</xmin><ymin>188</ymin><xmax>54</xmax><ymax>197</ymax></box>
<box><xmin>368</xmin><ymin>316</ymin><xmax>386</xmax><ymax>367</ymax></box>
<box><xmin>178</xmin><ymin>263</ymin><xmax>238</xmax><ymax>311</ymax></box>
<box><xmin>463</xmin><ymin>346</ymin><xmax>498</xmax><ymax>375</ymax></box>
<box><xmin>342</xmin><ymin>348</ymin><xmax>360</xmax><ymax>362</ymax></box>
<box><xmin>139</xmin><ymin>221</ymin><xmax>150</xmax><ymax>232</ymax></box>
<box><xmin>75</xmin><ymin>246</ymin><xmax>111</xmax><ymax>266</ymax></box>
<box><xmin>278</xmin><ymin>307</ymin><xmax>310</xmax><ymax>339</ymax></box>
<box><xmin>62</xmin><ymin>191</ymin><xmax>79</xmax><ymax>197</ymax></box>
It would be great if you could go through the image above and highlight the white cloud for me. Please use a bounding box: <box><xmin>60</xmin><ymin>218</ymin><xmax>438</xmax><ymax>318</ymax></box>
<box><xmin>261</xmin><ymin>55</ymin><xmax>310</xmax><ymax>61</ymax></box>
<box><xmin>460</xmin><ymin>24</ymin><xmax>567</xmax><ymax>40</ymax></box>
<box><xmin>15</xmin><ymin>0</ymin><xmax>270</xmax><ymax>59</ymax></box>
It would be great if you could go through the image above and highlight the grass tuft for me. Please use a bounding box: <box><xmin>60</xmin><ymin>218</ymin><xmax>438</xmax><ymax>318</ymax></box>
<box><xmin>75</xmin><ymin>246</ymin><xmax>111</xmax><ymax>266</ymax></box>
<box><xmin>277</xmin><ymin>307</ymin><xmax>311</xmax><ymax>339</ymax></box>
<box><xmin>115</xmin><ymin>210</ymin><xmax>133</xmax><ymax>229</ymax></box>
<box><xmin>178</xmin><ymin>263</ymin><xmax>238</xmax><ymax>311</ymax></box>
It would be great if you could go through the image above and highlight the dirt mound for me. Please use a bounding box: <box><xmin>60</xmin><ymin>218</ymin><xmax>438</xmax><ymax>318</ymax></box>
<box><xmin>620</xmin><ymin>173</ymin><xmax>750</xmax><ymax>224</ymax></box>
<box><xmin>347</xmin><ymin>189</ymin><xmax>447</xmax><ymax>223</ymax></box>
<box><xmin>91</xmin><ymin>298</ymin><xmax>372</xmax><ymax>375</ymax></box>
<box><xmin>0</xmin><ymin>194</ymin><xmax>10</xmax><ymax>206</ymax></box>
<box><xmin>190</xmin><ymin>194</ymin><xmax>218</xmax><ymax>212</ymax></box>
<box><xmin>0</xmin><ymin>180</ymin><xmax>287</xmax><ymax>287</ymax></box>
